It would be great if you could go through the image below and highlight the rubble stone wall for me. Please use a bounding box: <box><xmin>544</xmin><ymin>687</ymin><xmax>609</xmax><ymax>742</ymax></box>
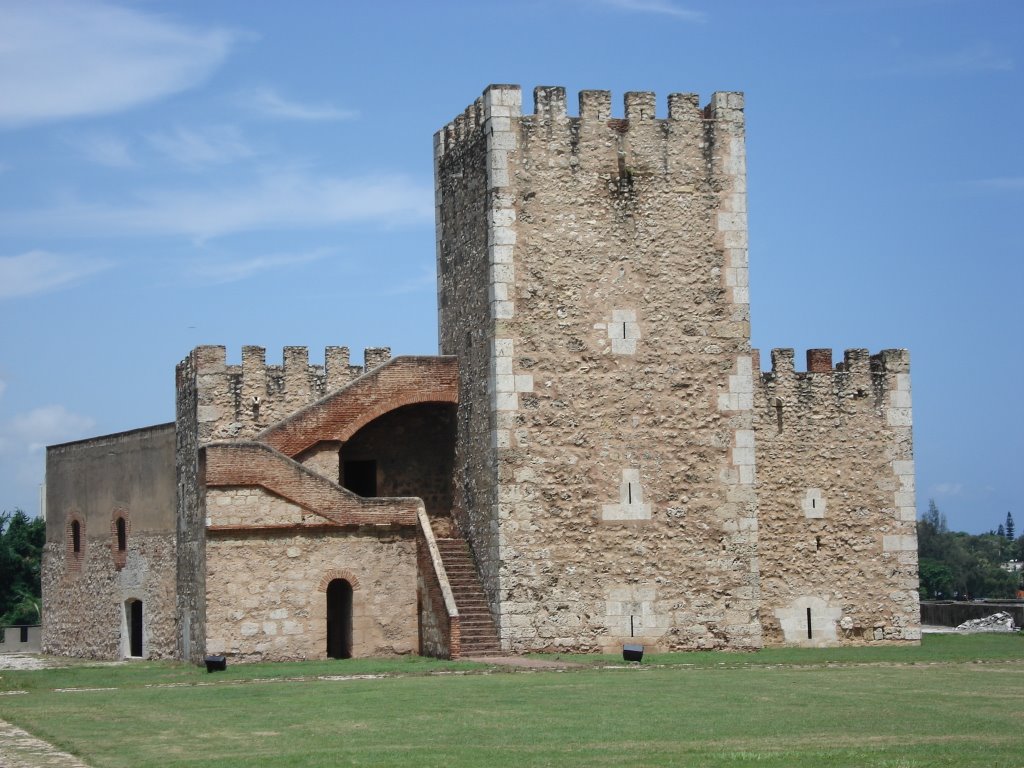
<box><xmin>42</xmin><ymin>533</ymin><xmax>177</xmax><ymax>659</ymax></box>
<box><xmin>754</xmin><ymin>348</ymin><xmax>920</xmax><ymax>645</ymax></box>
<box><xmin>437</xmin><ymin>85</ymin><xmax>761</xmax><ymax>652</ymax></box>
<box><xmin>183</xmin><ymin>345</ymin><xmax>392</xmax><ymax>444</ymax></box>
<box><xmin>175</xmin><ymin>344</ymin><xmax>395</xmax><ymax>662</ymax></box>
<box><xmin>43</xmin><ymin>425</ymin><xmax>177</xmax><ymax>659</ymax></box>
<box><xmin>205</xmin><ymin>527</ymin><xmax>418</xmax><ymax>661</ymax></box>
<box><xmin>435</xmin><ymin>95</ymin><xmax>501</xmax><ymax>603</ymax></box>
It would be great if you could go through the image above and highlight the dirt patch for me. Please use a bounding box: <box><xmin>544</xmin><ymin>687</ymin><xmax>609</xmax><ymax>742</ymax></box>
<box><xmin>0</xmin><ymin>655</ymin><xmax>53</xmax><ymax>671</ymax></box>
<box><xmin>0</xmin><ymin>719</ymin><xmax>92</xmax><ymax>768</ymax></box>
<box><xmin>463</xmin><ymin>655</ymin><xmax>583</xmax><ymax>669</ymax></box>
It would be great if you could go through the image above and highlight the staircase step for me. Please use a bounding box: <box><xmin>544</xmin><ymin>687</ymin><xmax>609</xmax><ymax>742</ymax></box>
<box><xmin>431</xmin><ymin>535</ymin><xmax>501</xmax><ymax>657</ymax></box>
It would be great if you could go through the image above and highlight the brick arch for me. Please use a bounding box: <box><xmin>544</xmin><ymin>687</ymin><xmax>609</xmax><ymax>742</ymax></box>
<box><xmin>259</xmin><ymin>356</ymin><xmax>457</xmax><ymax>458</ymax></box>
<box><xmin>318</xmin><ymin>569</ymin><xmax>361</xmax><ymax>591</ymax></box>
<box><xmin>110</xmin><ymin>506</ymin><xmax>130</xmax><ymax>570</ymax></box>
<box><xmin>66</xmin><ymin>509</ymin><xmax>85</xmax><ymax>575</ymax></box>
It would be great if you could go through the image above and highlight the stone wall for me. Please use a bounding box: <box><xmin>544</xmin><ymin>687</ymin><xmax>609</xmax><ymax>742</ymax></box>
<box><xmin>435</xmin><ymin>95</ymin><xmax>500</xmax><ymax>604</ymax></box>
<box><xmin>205</xmin><ymin>523</ymin><xmax>418</xmax><ymax>661</ymax></box>
<box><xmin>43</xmin><ymin>425</ymin><xmax>177</xmax><ymax>659</ymax></box>
<box><xmin>416</xmin><ymin>514</ymin><xmax>460</xmax><ymax>658</ymax></box>
<box><xmin>437</xmin><ymin>85</ymin><xmax>761</xmax><ymax>653</ymax></box>
<box><xmin>175</xmin><ymin>349</ymin><xmax>207</xmax><ymax>663</ymax></box>
<box><xmin>174</xmin><ymin>343</ymin><xmax>396</xmax><ymax>662</ymax></box>
<box><xmin>190</xmin><ymin>345</ymin><xmax>390</xmax><ymax>443</ymax></box>
<box><xmin>0</xmin><ymin>625</ymin><xmax>42</xmax><ymax>653</ymax></box>
<box><xmin>754</xmin><ymin>348</ymin><xmax>920</xmax><ymax>645</ymax></box>
<box><xmin>42</xmin><ymin>533</ymin><xmax>177</xmax><ymax>659</ymax></box>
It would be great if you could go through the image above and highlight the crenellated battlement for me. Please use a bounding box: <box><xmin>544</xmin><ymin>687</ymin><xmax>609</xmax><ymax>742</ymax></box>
<box><xmin>754</xmin><ymin>348</ymin><xmax>911</xmax><ymax>380</ymax></box>
<box><xmin>188</xmin><ymin>344</ymin><xmax>391</xmax><ymax>390</ymax></box>
<box><xmin>178</xmin><ymin>345</ymin><xmax>393</xmax><ymax>442</ymax></box>
<box><xmin>434</xmin><ymin>84</ymin><xmax>745</xmax><ymax>159</ymax></box>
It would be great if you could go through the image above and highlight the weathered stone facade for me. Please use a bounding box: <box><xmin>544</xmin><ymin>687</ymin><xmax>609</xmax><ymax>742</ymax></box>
<box><xmin>436</xmin><ymin>86</ymin><xmax>760</xmax><ymax>652</ymax></box>
<box><xmin>43</xmin><ymin>83</ymin><xmax>919</xmax><ymax>663</ymax></box>
<box><xmin>43</xmin><ymin>426</ymin><xmax>178</xmax><ymax>659</ymax></box>
<box><xmin>754</xmin><ymin>348</ymin><xmax>920</xmax><ymax>645</ymax></box>
<box><xmin>205</xmin><ymin>510</ymin><xmax>417</xmax><ymax>661</ymax></box>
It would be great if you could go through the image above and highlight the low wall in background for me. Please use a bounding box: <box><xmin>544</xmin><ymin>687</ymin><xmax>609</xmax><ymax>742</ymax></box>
<box><xmin>920</xmin><ymin>601</ymin><xmax>1024</xmax><ymax>627</ymax></box>
<box><xmin>0</xmin><ymin>625</ymin><xmax>42</xmax><ymax>653</ymax></box>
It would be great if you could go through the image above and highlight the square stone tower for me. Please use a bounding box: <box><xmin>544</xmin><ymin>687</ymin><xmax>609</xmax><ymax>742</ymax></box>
<box><xmin>435</xmin><ymin>85</ymin><xmax>761</xmax><ymax>652</ymax></box>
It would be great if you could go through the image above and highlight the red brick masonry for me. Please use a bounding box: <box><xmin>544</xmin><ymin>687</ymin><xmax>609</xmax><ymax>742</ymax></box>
<box><xmin>204</xmin><ymin>442</ymin><xmax>420</xmax><ymax>527</ymax></box>
<box><xmin>258</xmin><ymin>356</ymin><xmax>458</xmax><ymax>458</ymax></box>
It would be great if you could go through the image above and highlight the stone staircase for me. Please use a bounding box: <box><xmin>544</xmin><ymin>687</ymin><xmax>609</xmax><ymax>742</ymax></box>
<box><xmin>435</xmin><ymin>537</ymin><xmax>502</xmax><ymax>657</ymax></box>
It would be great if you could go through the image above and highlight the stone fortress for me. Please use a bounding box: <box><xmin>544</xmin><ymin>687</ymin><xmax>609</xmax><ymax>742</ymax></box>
<box><xmin>42</xmin><ymin>85</ymin><xmax>920</xmax><ymax>663</ymax></box>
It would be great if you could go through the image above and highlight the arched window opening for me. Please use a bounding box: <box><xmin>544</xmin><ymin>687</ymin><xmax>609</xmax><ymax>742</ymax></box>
<box><xmin>116</xmin><ymin>517</ymin><xmax>126</xmax><ymax>552</ymax></box>
<box><xmin>326</xmin><ymin>579</ymin><xmax>353</xmax><ymax>659</ymax></box>
<box><xmin>125</xmin><ymin>599</ymin><xmax>143</xmax><ymax>658</ymax></box>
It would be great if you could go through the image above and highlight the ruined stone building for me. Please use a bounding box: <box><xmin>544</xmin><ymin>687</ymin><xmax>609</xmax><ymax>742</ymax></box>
<box><xmin>42</xmin><ymin>85</ymin><xmax>920</xmax><ymax>663</ymax></box>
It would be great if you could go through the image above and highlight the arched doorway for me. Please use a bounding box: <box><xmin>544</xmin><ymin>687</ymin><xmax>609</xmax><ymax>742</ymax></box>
<box><xmin>326</xmin><ymin>579</ymin><xmax>353</xmax><ymax>659</ymax></box>
<box><xmin>125</xmin><ymin>599</ymin><xmax>143</xmax><ymax>658</ymax></box>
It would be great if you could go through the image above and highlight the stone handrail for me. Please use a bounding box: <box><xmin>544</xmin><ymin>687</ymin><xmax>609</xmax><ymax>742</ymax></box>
<box><xmin>416</xmin><ymin>510</ymin><xmax>460</xmax><ymax>658</ymax></box>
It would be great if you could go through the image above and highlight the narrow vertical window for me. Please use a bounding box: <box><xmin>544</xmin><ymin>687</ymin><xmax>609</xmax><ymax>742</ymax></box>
<box><xmin>116</xmin><ymin>517</ymin><xmax>127</xmax><ymax>552</ymax></box>
<box><xmin>72</xmin><ymin>520</ymin><xmax>81</xmax><ymax>553</ymax></box>
<box><xmin>806</xmin><ymin>608</ymin><xmax>813</xmax><ymax>639</ymax></box>
<box><xmin>775</xmin><ymin>401</ymin><xmax>783</xmax><ymax>432</ymax></box>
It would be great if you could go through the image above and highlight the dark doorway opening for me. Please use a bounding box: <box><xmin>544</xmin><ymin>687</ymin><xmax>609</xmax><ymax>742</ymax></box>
<box><xmin>127</xmin><ymin>600</ymin><xmax>143</xmax><ymax>657</ymax></box>
<box><xmin>343</xmin><ymin>460</ymin><xmax>377</xmax><ymax>497</ymax></box>
<box><xmin>326</xmin><ymin>579</ymin><xmax>353</xmax><ymax>659</ymax></box>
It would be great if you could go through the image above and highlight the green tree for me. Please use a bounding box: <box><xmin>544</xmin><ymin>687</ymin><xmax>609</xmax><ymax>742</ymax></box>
<box><xmin>0</xmin><ymin>509</ymin><xmax>46</xmax><ymax>625</ymax></box>
<box><xmin>916</xmin><ymin>500</ymin><xmax>1019</xmax><ymax>600</ymax></box>
<box><xmin>917</xmin><ymin>557</ymin><xmax>954</xmax><ymax>599</ymax></box>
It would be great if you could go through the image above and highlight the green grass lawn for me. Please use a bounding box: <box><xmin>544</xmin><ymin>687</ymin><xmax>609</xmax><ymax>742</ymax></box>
<box><xmin>1</xmin><ymin>634</ymin><xmax>1022</xmax><ymax>767</ymax></box>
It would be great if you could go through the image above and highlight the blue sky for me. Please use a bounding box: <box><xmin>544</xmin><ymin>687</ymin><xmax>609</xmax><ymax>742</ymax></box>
<box><xmin>0</xmin><ymin>0</ymin><xmax>1020</xmax><ymax>533</ymax></box>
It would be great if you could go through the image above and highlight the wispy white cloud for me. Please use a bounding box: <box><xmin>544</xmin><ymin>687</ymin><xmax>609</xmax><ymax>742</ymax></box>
<box><xmin>0</xmin><ymin>169</ymin><xmax>433</xmax><ymax>240</ymax></box>
<box><xmin>968</xmin><ymin>176</ymin><xmax>1024</xmax><ymax>191</ymax></box>
<box><xmin>238</xmin><ymin>88</ymin><xmax>360</xmax><ymax>122</ymax></box>
<box><xmin>592</xmin><ymin>0</ymin><xmax>706</xmax><ymax>21</ymax></box>
<box><xmin>0</xmin><ymin>250</ymin><xmax>113</xmax><ymax>299</ymax></box>
<box><xmin>66</xmin><ymin>132</ymin><xmax>135</xmax><ymax>168</ymax></box>
<box><xmin>933</xmin><ymin>482</ymin><xmax>964</xmax><ymax>496</ymax></box>
<box><xmin>6</xmin><ymin>405</ymin><xmax>96</xmax><ymax>453</ymax></box>
<box><xmin>147</xmin><ymin>125</ymin><xmax>255</xmax><ymax>168</ymax></box>
<box><xmin>192</xmin><ymin>247</ymin><xmax>334</xmax><ymax>284</ymax></box>
<box><xmin>890</xmin><ymin>42</ymin><xmax>1013</xmax><ymax>76</ymax></box>
<box><xmin>0</xmin><ymin>0</ymin><xmax>240</xmax><ymax>128</ymax></box>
